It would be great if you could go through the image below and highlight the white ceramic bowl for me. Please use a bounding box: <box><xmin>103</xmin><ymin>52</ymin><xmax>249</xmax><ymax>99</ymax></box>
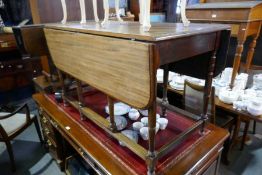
<box><xmin>128</xmin><ymin>108</ymin><xmax>140</xmax><ymax>120</ymax></box>
<box><xmin>139</xmin><ymin>110</ymin><xmax>148</xmax><ymax>116</ymax></box>
<box><xmin>141</xmin><ymin>117</ymin><xmax>148</xmax><ymax>126</ymax></box>
<box><xmin>132</xmin><ymin>122</ymin><xmax>144</xmax><ymax>131</ymax></box>
<box><xmin>157</xmin><ymin>118</ymin><xmax>168</xmax><ymax>130</ymax></box>
<box><xmin>140</xmin><ymin>127</ymin><xmax>149</xmax><ymax>140</ymax></box>
<box><xmin>155</xmin><ymin>123</ymin><xmax>160</xmax><ymax>133</ymax></box>
<box><xmin>140</xmin><ymin>114</ymin><xmax>160</xmax><ymax>127</ymax></box>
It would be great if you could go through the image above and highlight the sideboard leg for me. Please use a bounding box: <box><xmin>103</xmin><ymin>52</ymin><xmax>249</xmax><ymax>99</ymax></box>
<box><xmin>161</xmin><ymin>64</ymin><xmax>169</xmax><ymax>117</ymax></box>
<box><xmin>107</xmin><ymin>96</ymin><xmax>117</xmax><ymax>132</ymax></box>
<box><xmin>76</xmin><ymin>80</ymin><xmax>85</xmax><ymax>120</ymax></box>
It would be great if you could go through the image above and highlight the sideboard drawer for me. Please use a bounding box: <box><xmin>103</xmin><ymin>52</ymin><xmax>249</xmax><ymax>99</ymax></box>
<box><xmin>55</xmin><ymin>125</ymin><xmax>108</xmax><ymax>175</ymax></box>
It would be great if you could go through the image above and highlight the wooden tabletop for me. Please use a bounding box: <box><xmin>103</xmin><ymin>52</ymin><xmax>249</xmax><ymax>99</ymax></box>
<box><xmin>215</xmin><ymin>98</ymin><xmax>262</xmax><ymax>123</ymax></box>
<box><xmin>187</xmin><ymin>1</ymin><xmax>262</xmax><ymax>9</ymax></box>
<box><xmin>33</xmin><ymin>93</ymin><xmax>229</xmax><ymax>175</ymax></box>
<box><xmin>45</xmin><ymin>21</ymin><xmax>230</xmax><ymax>42</ymax></box>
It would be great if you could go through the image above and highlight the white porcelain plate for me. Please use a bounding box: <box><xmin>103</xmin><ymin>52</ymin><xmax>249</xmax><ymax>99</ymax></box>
<box><xmin>106</xmin><ymin>116</ymin><xmax>127</xmax><ymax>131</ymax></box>
<box><xmin>119</xmin><ymin>130</ymin><xmax>138</xmax><ymax>146</ymax></box>
<box><xmin>105</xmin><ymin>102</ymin><xmax>131</xmax><ymax>116</ymax></box>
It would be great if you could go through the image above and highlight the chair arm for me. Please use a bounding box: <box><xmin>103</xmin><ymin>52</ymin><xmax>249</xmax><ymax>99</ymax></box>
<box><xmin>0</xmin><ymin>104</ymin><xmax>31</xmax><ymax>122</ymax></box>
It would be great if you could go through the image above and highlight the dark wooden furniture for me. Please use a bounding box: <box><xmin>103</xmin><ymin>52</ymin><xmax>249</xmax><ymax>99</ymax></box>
<box><xmin>186</xmin><ymin>1</ymin><xmax>262</xmax><ymax>87</ymax></box>
<box><xmin>0</xmin><ymin>33</ymin><xmax>42</xmax><ymax>93</ymax></box>
<box><xmin>0</xmin><ymin>33</ymin><xmax>17</xmax><ymax>53</ymax></box>
<box><xmin>183</xmin><ymin>80</ymin><xmax>235</xmax><ymax>164</ymax></box>
<box><xmin>0</xmin><ymin>104</ymin><xmax>43</xmax><ymax>171</ymax></box>
<box><xmin>33</xmin><ymin>92</ymin><xmax>229</xmax><ymax>175</ymax></box>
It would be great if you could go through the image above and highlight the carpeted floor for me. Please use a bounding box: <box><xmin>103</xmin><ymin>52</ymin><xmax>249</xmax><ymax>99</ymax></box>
<box><xmin>0</xmin><ymin>98</ymin><xmax>262</xmax><ymax>175</ymax></box>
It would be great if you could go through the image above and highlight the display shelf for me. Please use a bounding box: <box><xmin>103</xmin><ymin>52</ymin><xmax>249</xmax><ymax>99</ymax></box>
<box><xmin>45</xmin><ymin>90</ymin><xmax>210</xmax><ymax>174</ymax></box>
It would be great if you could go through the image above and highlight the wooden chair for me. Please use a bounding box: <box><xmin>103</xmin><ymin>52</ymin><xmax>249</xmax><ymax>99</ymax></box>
<box><xmin>183</xmin><ymin>80</ymin><xmax>235</xmax><ymax>164</ymax></box>
<box><xmin>0</xmin><ymin>103</ymin><xmax>43</xmax><ymax>171</ymax></box>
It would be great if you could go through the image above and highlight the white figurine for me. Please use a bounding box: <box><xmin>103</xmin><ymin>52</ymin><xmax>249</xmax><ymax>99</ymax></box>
<box><xmin>61</xmin><ymin>0</ymin><xmax>67</xmax><ymax>24</ymax></box>
<box><xmin>180</xmin><ymin>0</ymin><xmax>190</xmax><ymax>27</ymax></box>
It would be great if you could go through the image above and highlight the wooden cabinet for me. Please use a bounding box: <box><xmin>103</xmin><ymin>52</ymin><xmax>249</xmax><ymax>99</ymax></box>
<box><xmin>33</xmin><ymin>92</ymin><xmax>228</xmax><ymax>175</ymax></box>
<box><xmin>38</xmin><ymin>106</ymin><xmax>65</xmax><ymax>170</ymax></box>
<box><xmin>0</xmin><ymin>33</ymin><xmax>42</xmax><ymax>93</ymax></box>
<box><xmin>0</xmin><ymin>34</ymin><xmax>17</xmax><ymax>52</ymax></box>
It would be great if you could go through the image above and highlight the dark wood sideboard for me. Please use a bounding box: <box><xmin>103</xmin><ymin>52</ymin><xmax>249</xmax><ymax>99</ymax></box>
<box><xmin>33</xmin><ymin>91</ymin><xmax>228</xmax><ymax>175</ymax></box>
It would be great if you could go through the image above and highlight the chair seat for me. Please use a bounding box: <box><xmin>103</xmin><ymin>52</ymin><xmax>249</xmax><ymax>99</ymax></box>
<box><xmin>215</xmin><ymin>115</ymin><xmax>234</xmax><ymax>128</ymax></box>
<box><xmin>0</xmin><ymin>112</ymin><xmax>35</xmax><ymax>136</ymax></box>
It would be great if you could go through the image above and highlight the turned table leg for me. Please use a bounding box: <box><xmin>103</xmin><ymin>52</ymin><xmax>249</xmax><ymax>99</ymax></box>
<box><xmin>202</xmin><ymin>48</ymin><xmax>217</xmax><ymax>133</ymax></box>
<box><xmin>107</xmin><ymin>96</ymin><xmax>117</xmax><ymax>132</ymax></box>
<box><xmin>147</xmin><ymin>102</ymin><xmax>157</xmax><ymax>175</ymax></box>
<box><xmin>161</xmin><ymin>65</ymin><xmax>169</xmax><ymax>117</ymax></box>
<box><xmin>76</xmin><ymin>80</ymin><xmax>85</xmax><ymax>120</ymax></box>
<box><xmin>230</xmin><ymin>115</ymin><xmax>241</xmax><ymax>150</ymax></box>
<box><xmin>240</xmin><ymin>116</ymin><xmax>250</xmax><ymax>151</ymax></box>
<box><xmin>245</xmin><ymin>36</ymin><xmax>258</xmax><ymax>72</ymax></box>
<box><xmin>230</xmin><ymin>25</ymin><xmax>247</xmax><ymax>88</ymax></box>
<box><xmin>57</xmin><ymin>70</ymin><xmax>68</xmax><ymax>106</ymax></box>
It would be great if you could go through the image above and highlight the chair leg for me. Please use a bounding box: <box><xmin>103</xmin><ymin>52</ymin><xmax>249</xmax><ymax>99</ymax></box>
<box><xmin>230</xmin><ymin>115</ymin><xmax>241</xmax><ymax>150</ymax></box>
<box><xmin>222</xmin><ymin>124</ymin><xmax>234</xmax><ymax>165</ymax></box>
<box><xmin>240</xmin><ymin>120</ymin><xmax>250</xmax><ymax>151</ymax></box>
<box><xmin>253</xmin><ymin>120</ymin><xmax>256</xmax><ymax>135</ymax></box>
<box><xmin>5</xmin><ymin>141</ymin><xmax>16</xmax><ymax>172</ymax></box>
<box><xmin>34</xmin><ymin>118</ymin><xmax>44</xmax><ymax>144</ymax></box>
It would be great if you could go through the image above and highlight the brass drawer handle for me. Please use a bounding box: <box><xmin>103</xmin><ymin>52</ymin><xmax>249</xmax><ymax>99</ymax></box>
<box><xmin>42</xmin><ymin>117</ymin><xmax>48</xmax><ymax>124</ymax></box>
<box><xmin>47</xmin><ymin>140</ymin><xmax>52</xmax><ymax>147</ymax></box>
<box><xmin>44</xmin><ymin>128</ymin><xmax>50</xmax><ymax>135</ymax></box>
<box><xmin>78</xmin><ymin>148</ymin><xmax>84</xmax><ymax>155</ymax></box>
